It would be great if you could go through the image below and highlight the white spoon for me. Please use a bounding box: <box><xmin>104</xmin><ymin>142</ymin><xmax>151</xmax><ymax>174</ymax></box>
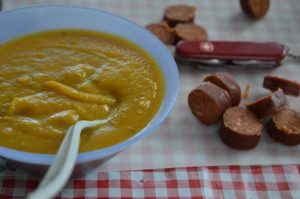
<box><xmin>27</xmin><ymin>110</ymin><xmax>117</xmax><ymax>199</ymax></box>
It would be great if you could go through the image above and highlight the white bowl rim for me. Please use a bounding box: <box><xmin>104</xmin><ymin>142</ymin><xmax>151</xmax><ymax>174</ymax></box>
<box><xmin>0</xmin><ymin>5</ymin><xmax>179</xmax><ymax>165</ymax></box>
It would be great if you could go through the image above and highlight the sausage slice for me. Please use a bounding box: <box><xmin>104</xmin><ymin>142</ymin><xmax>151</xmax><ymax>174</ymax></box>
<box><xmin>145</xmin><ymin>23</ymin><xmax>175</xmax><ymax>45</ymax></box>
<box><xmin>174</xmin><ymin>23</ymin><xmax>208</xmax><ymax>43</ymax></box>
<box><xmin>204</xmin><ymin>72</ymin><xmax>241</xmax><ymax>106</ymax></box>
<box><xmin>246</xmin><ymin>89</ymin><xmax>286</xmax><ymax>118</ymax></box>
<box><xmin>163</xmin><ymin>4</ymin><xmax>196</xmax><ymax>27</ymax></box>
<box><xmin>267</xmin><ymin>107</ymin><xmax>300</xmax><ymax>146</ymax></box>
<box><xmin>263</xmin><ymin>75</ymin><xmax>300</xmax><ymax>96</ymax></box>
<box><xmin>220</xmin><ymin>107</ymin><xmax>263</xmax><ymax>150</ymax></box>
<box><xmin>188</xmin><ymin>82</ymin><xmax>231</xmax><ymax>125</ymax></box>
<box><xmin>240</xmin><ymin>0</ymin><xmax>270</xmax><ymax>19</ymax></box>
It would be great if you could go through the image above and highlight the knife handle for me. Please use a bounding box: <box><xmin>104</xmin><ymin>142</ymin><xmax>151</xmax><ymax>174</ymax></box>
<box><xmin>176</xmin><ymin>40</ymin><xmax>287</xmax><ymax>62</ymax></box>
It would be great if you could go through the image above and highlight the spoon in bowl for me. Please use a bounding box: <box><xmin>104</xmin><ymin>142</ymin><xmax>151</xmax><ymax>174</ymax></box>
<box><xmin>27</xmin><ymin>108</ymin><xmax>118</xmax><ymax>199</ymax></box>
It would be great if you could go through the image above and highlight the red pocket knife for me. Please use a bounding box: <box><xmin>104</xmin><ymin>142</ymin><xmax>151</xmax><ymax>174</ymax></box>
<box><xmin>175</xmin><ymin>40</ymin><xmax>299</xmax><ymax>67</ymax></box>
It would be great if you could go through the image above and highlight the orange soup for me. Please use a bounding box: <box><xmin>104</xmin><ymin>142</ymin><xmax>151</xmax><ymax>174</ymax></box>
<box><xmin>0</xmin><ymin>30</ymin><xmax>164</xmax><ymax>154</ymax></box>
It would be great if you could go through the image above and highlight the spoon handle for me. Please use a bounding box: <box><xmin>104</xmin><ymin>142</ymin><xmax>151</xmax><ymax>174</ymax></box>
<box><xmin>27</xmin><ymin>123</ymin><xmax>85</xmax><ymax>199</ymax></box>
<box><xmin>27</xmin><ymin>108</ymin><xmax>118</xmax><ymax>199</ymax></box>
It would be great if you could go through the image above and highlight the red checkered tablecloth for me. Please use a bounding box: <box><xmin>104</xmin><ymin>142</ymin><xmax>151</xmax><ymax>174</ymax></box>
<box><xmin>1</xmin><ymin>0</ymin><xmax>300</xmax><ymax>198</ymax></box>
<box><xmin>1</xmin><ymin>165</ymin><xmax>300</xmax><ymax>198</ymax></box>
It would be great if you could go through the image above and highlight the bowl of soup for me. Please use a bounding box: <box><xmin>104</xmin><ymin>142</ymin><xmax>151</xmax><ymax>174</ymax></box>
<box><xmin>0</xmin><ymin>5</ymin><xmax>179</xmax><ymax>175</ymax></box>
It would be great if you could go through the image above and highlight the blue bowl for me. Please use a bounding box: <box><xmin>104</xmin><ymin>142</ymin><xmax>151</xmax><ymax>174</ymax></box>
<box><xmin>0</xmin><ymin>5</ymin><xmax>179</xmax><ymax>176</ymax></box>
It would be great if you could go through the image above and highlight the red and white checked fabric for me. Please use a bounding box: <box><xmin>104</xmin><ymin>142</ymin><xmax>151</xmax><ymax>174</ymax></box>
<box><xmin>1</xmin><ymin>0</ymin><xmax>300</xmax><ymax>198</ymax></box>
<box><xmin>2</xmin><ymin>0</ymin><xmax>300</xmax><ymax>173</ymax></box>
<box><xmin>0</xmin><ymin>165</ymin><xmax>300</xmax><ymax>198</ymax></box>
<box><xmin>4</xmin><ymin>0</ymin><xmax>299</xmax><ymax>172</ymax></box>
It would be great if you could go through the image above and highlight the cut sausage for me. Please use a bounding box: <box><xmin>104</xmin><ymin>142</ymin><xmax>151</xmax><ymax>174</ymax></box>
<box><xmin>174</xmin><ymin>23</ymin><xmax>208</xmax><ymax>43</ymax></box>
<box><xmin>145</xmin><ymin>23</ymin><xmax>175</xmax><ymax>45</ymax></box>
<box><xmin>163</xmin><ymin>4</ymin><xmax>196</xmax><ymax>27</ymax></box>
<box><xmin>204</xmin><ymin>72</ymin><xmax>241</xmax><ymax>106</ymax></box>
<box><xmin>246</xmin><ymin>89</ymin><xmax>286</xmax><ymax>118</ymax></box>
<box><xmin>220</xmin><ymin>107</ymin><xmax>263</xmax><ymax>150</ymax></box>
<box><xmin>267</xmin><ymin>107</ymin><xmax>300</xmax><ymax>146</ymax></box>
<box><xmin>240</xmin><ymin>0</ymin><xmax>270</xmax><ymax>19</ymax></box>
<box><xmin>188</xmin><ymin>82</ymin><xmax>231</xmax><ymax>125</ymax></box>
<box><xmin>263</xmin><ymin>75</ymin><xmax>300</xmax><ymax>96</ymax></box>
